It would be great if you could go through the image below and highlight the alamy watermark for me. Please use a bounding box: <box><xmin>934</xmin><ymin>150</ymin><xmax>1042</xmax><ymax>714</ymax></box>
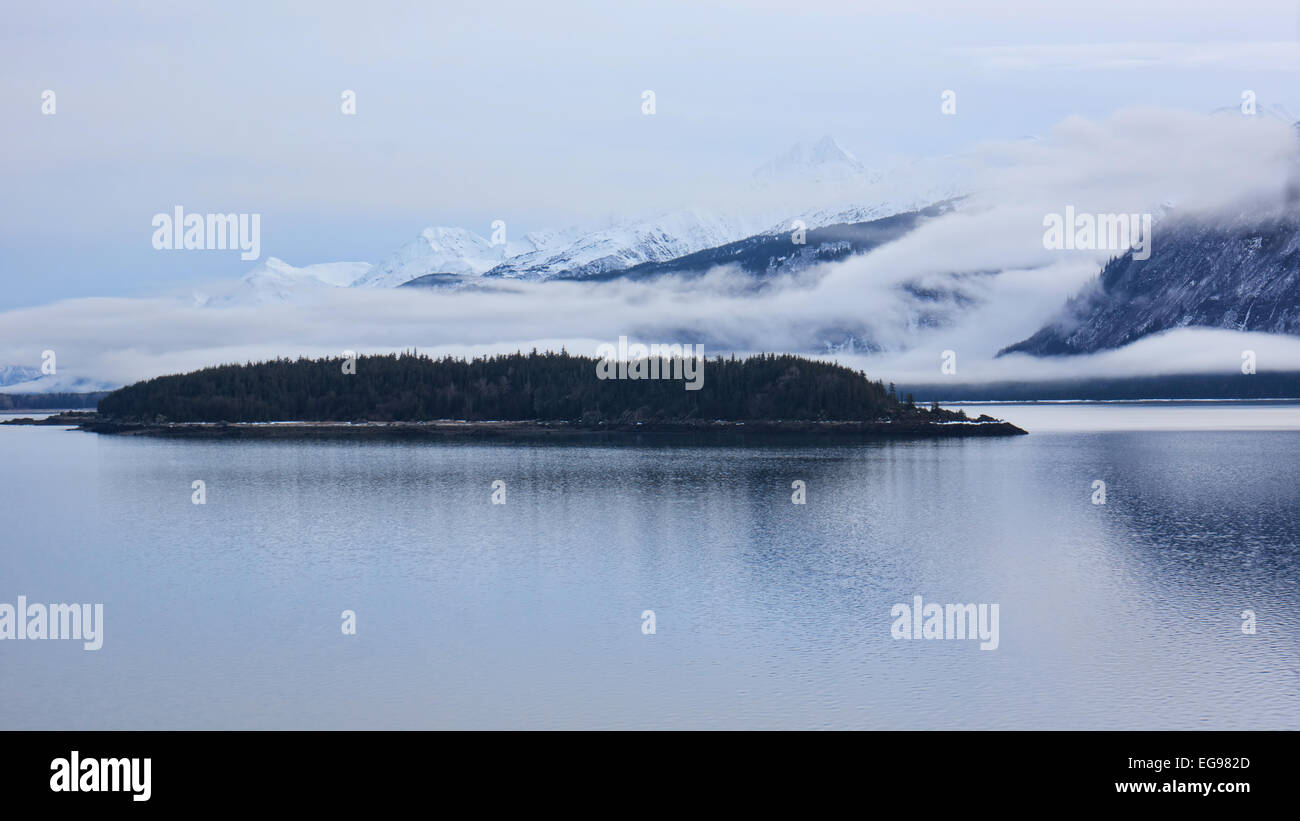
<box><xmin>50</xmin><ymin>752</ymin><xmax>150</xmax><ymax>801</ymax></box>
<box><xmin>151</xmin><ymin>206</ymin><xmax>261</xmax><ymax>260</ymax></box>
<box><xmin>595</xmin><ymin>336</ymin><xmax>704</xmax><ymax>390</ymax></box>
<box><xmin>0</xmin><ymin>596</ymin><xmax>103</xmax><ymax>650</ymax></box>
<box><xmin>1043</xmin><ymin>206</ymin><xmax>1151</xmax><ymax>261</ymax></box>
<box><xmin>891</xmin><ymin>595</ymin><xmax>999</xmax><ymax>650</ymax></box>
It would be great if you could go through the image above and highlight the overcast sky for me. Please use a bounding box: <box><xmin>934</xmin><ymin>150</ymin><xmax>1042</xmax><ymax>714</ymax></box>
<box><xmin>4</xmin><ymin>0</ymin><xmax>1300</xmax><ymax>309</ymax></box>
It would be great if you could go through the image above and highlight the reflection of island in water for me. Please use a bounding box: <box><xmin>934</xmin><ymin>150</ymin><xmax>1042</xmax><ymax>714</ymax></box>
<box><xmin>11</xmin><ymin>352</ymin><xmax>1027</xmax><ymax>439</ymax></box>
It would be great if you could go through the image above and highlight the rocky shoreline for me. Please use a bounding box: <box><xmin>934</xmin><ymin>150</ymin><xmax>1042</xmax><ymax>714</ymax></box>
<box><xmin>4</xmin><ymin>412</ymin><xmax>1028</xmax><ymax>440</ymax></box>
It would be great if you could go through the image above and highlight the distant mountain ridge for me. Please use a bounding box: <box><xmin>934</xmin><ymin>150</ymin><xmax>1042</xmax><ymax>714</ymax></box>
<box><xmin>570</xmin><ymin>201</ymin><xmax>958</xmax><ymax>283</ymax></box>
<box><xmin>479</xmin><ymin>209</ymin><xmax>755</xmax><ymax>282</ymax></box>
<box><xmin>0</xmin><ymin>365</ymin><xmax>40</xmax><ymax>388</ymax></box>
<box><xmin>222</xmin><ymin>134</ymin><xmax>939</xmax><ymax>300</ymax></box>
<box><xmin>354</xmin><ymin>226</ymin><xmax>572</xmax><ymax>288</ymax></box>
<box><xmin>397</xmin><ymin>206</ymin><xmax>950</xmax><ymax>291</ymax></box>
<box><xmin>395</xmin><ymin>201</ymin><xmax>986</xmax><ymax>357</ymax></box>
<box><xmin>0</xmin><ymin>363</ymin><xmax>117</xmax><ymax>394</ymax></box>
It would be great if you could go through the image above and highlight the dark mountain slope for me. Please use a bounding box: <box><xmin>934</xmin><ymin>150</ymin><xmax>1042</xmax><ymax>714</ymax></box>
<box><xmin>1001</xmin><ymin>211</ymin><xmax>1300</xmax><ymax>356</ymax></box>
<box><xmin>571</xmin><ymin>202</ymin><xmax>957</xmax><ymax>284</ymax></box>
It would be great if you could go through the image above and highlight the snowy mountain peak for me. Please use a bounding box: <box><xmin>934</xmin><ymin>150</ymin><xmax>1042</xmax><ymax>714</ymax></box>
<box><xmin>198</xmin><ymin>136</ymin><xmax>972</xmax><ymax>294</ymax></box>
<box><xmin>355</xmin><ymin>226</ymin><xmax>503</xmax><ymax>288</ymax></box>
<box><xmin>259</xmin><ymin>256</ymin><xmax>294</xmax><ymax>272</ymax></box>
<box><xmin>246</xmin><ymin>258</ymin><xmax>369</xmax><ymax>289</ymax></box>
<box><xmin>754</xmin><ymin>135</ymin><xmax>868</xmax><ymax>182</ymax></box>
<box><xmin>416</xmin><ymin>226</ymin><xmax>494</xmax><ymax>254</ymax></box>
<box><xmin>480</xmin><ymin>208</ymin><xmax>755</xmax><ymax>281</ymax></box>
<box><xmin>808</xmin><ymin>135</ymin><xmax>860</xmax><ymax>165</ymax></box>
<box><xmin>0</xmin><ymin>365</ymin><xmax>41</xmax><ymax>388</ymax></box>
<box><xmin>1210</xmin><ymin>100</ymin><xmax>1299</xmax><ymax>126</ymax></box>
<box><xmin>191</xmin><ymin>257</ymin><xmax>372</xmax><ymax>306</ymax></box>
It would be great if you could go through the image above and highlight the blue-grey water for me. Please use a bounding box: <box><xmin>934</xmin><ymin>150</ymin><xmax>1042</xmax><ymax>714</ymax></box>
<box><xmin>1</xmin><ymin>403</ymin><xmax>1298</xmax><ymax>729</ymax></box>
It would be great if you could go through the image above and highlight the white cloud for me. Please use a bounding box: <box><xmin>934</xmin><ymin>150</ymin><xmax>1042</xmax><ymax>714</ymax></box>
<box><xmin>2</xmin><ymin>107</ymin><xmax>1298</xmax><ymax>391</ymax></box>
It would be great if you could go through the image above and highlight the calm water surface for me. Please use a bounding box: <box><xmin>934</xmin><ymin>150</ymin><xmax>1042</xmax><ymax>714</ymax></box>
<box><xmin>1</xmin><ymin>403</ymin><xmax>1297</xmax><ymax>729</ymax></box>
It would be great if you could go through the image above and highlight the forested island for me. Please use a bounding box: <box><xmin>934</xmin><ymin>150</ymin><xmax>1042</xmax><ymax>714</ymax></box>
<box><xmin>9</xmin><ymin>352</ymin><xmax>1027</xmax><ymax>439</ymax></box>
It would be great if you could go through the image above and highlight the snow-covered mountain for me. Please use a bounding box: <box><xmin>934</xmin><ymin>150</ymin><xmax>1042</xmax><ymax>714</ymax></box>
<box><xmin>0</xmin><ymin>365</ymin><xmax>117</xmax><ymax>394</ymax></box>
<box><xmin>480</xmin><ymin>209</ymin><xmax>755</xmax><ymax>281</ymax></box>
<box><xmin>589</xmin><ymin>202</ymin><xmax>954</xmax><ymax>283</ymax></box>
<box><xmin>0</xmin><ymin>372</ymin><xmax>118</xmax><ymax>394</ymax></box>
<box><xmin>753</xmin><ymin>135</ymin><xmax>876</xmax><ymax>184</ymax></box>
<box><xmin>194</xmin><ymin>257</ymin><xmax>371</xmax><ymax>306</ymax></box>
<box><xmin>1001</xmin><ymin>207</ymin><xmax>1300</xmax><ymax>357</ymax></box>
<box><xmin>189</xmin><ymin>135</ymin><xmax>966</xmax><ymax>295</ymax></box>
<box><xmin>0</xmin><ymin>365</ymin><xmax>41</xmax><ymax>388</ymax></box>
<box><xmin>244</xmin><ymin>257</ymin><xmax>371</xmax><ymax>299</ymax></box>
<box><xmin>353</xmin><ymin>226</ymin><xmax>572</xmax><ymax>288</ymax></box>
<box><xmin>354</xmin><ymin>227</ymin><xmax>502</xmax><ymax>288</ymax></box>
<box><xmin>358</xmin><ymin>136</ymin><xmax>942</xmax><ymax>285</ymax></box>
<box><xmin>769</xmin><ymin>152</ymin><xmax>976</xmax><ymax>234</ymax></box>
<box><xmin>388</xmin><ymin>136</ymin><xmax>967</xmax><ymax>284</ymax></box>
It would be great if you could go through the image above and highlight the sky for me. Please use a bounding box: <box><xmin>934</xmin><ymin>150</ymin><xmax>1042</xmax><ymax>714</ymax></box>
<box><xmin>5</xmin><ymin>0</ymin><xmax>1300</xmax><ymax>309</ymax></box>
<box><xmin>3</xmin><ymin>1</ymin><xmax>1300</xmax><ymax>391</ymax></box>
<box><xmin>3</xmin><ymin>100</ymin><xmax>1298</xmax><ymax>390</ymax></box>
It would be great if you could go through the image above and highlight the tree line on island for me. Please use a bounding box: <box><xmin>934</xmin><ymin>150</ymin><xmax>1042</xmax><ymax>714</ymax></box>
<box><xmin>0</xmin><ymin>391</ymin><xmax>107</xmax><ymax>411</ymax></box>
<box><xmin>97</xmin><ymin>351</ymin><xmax>948</xmax><ymax>424</ymax></box>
